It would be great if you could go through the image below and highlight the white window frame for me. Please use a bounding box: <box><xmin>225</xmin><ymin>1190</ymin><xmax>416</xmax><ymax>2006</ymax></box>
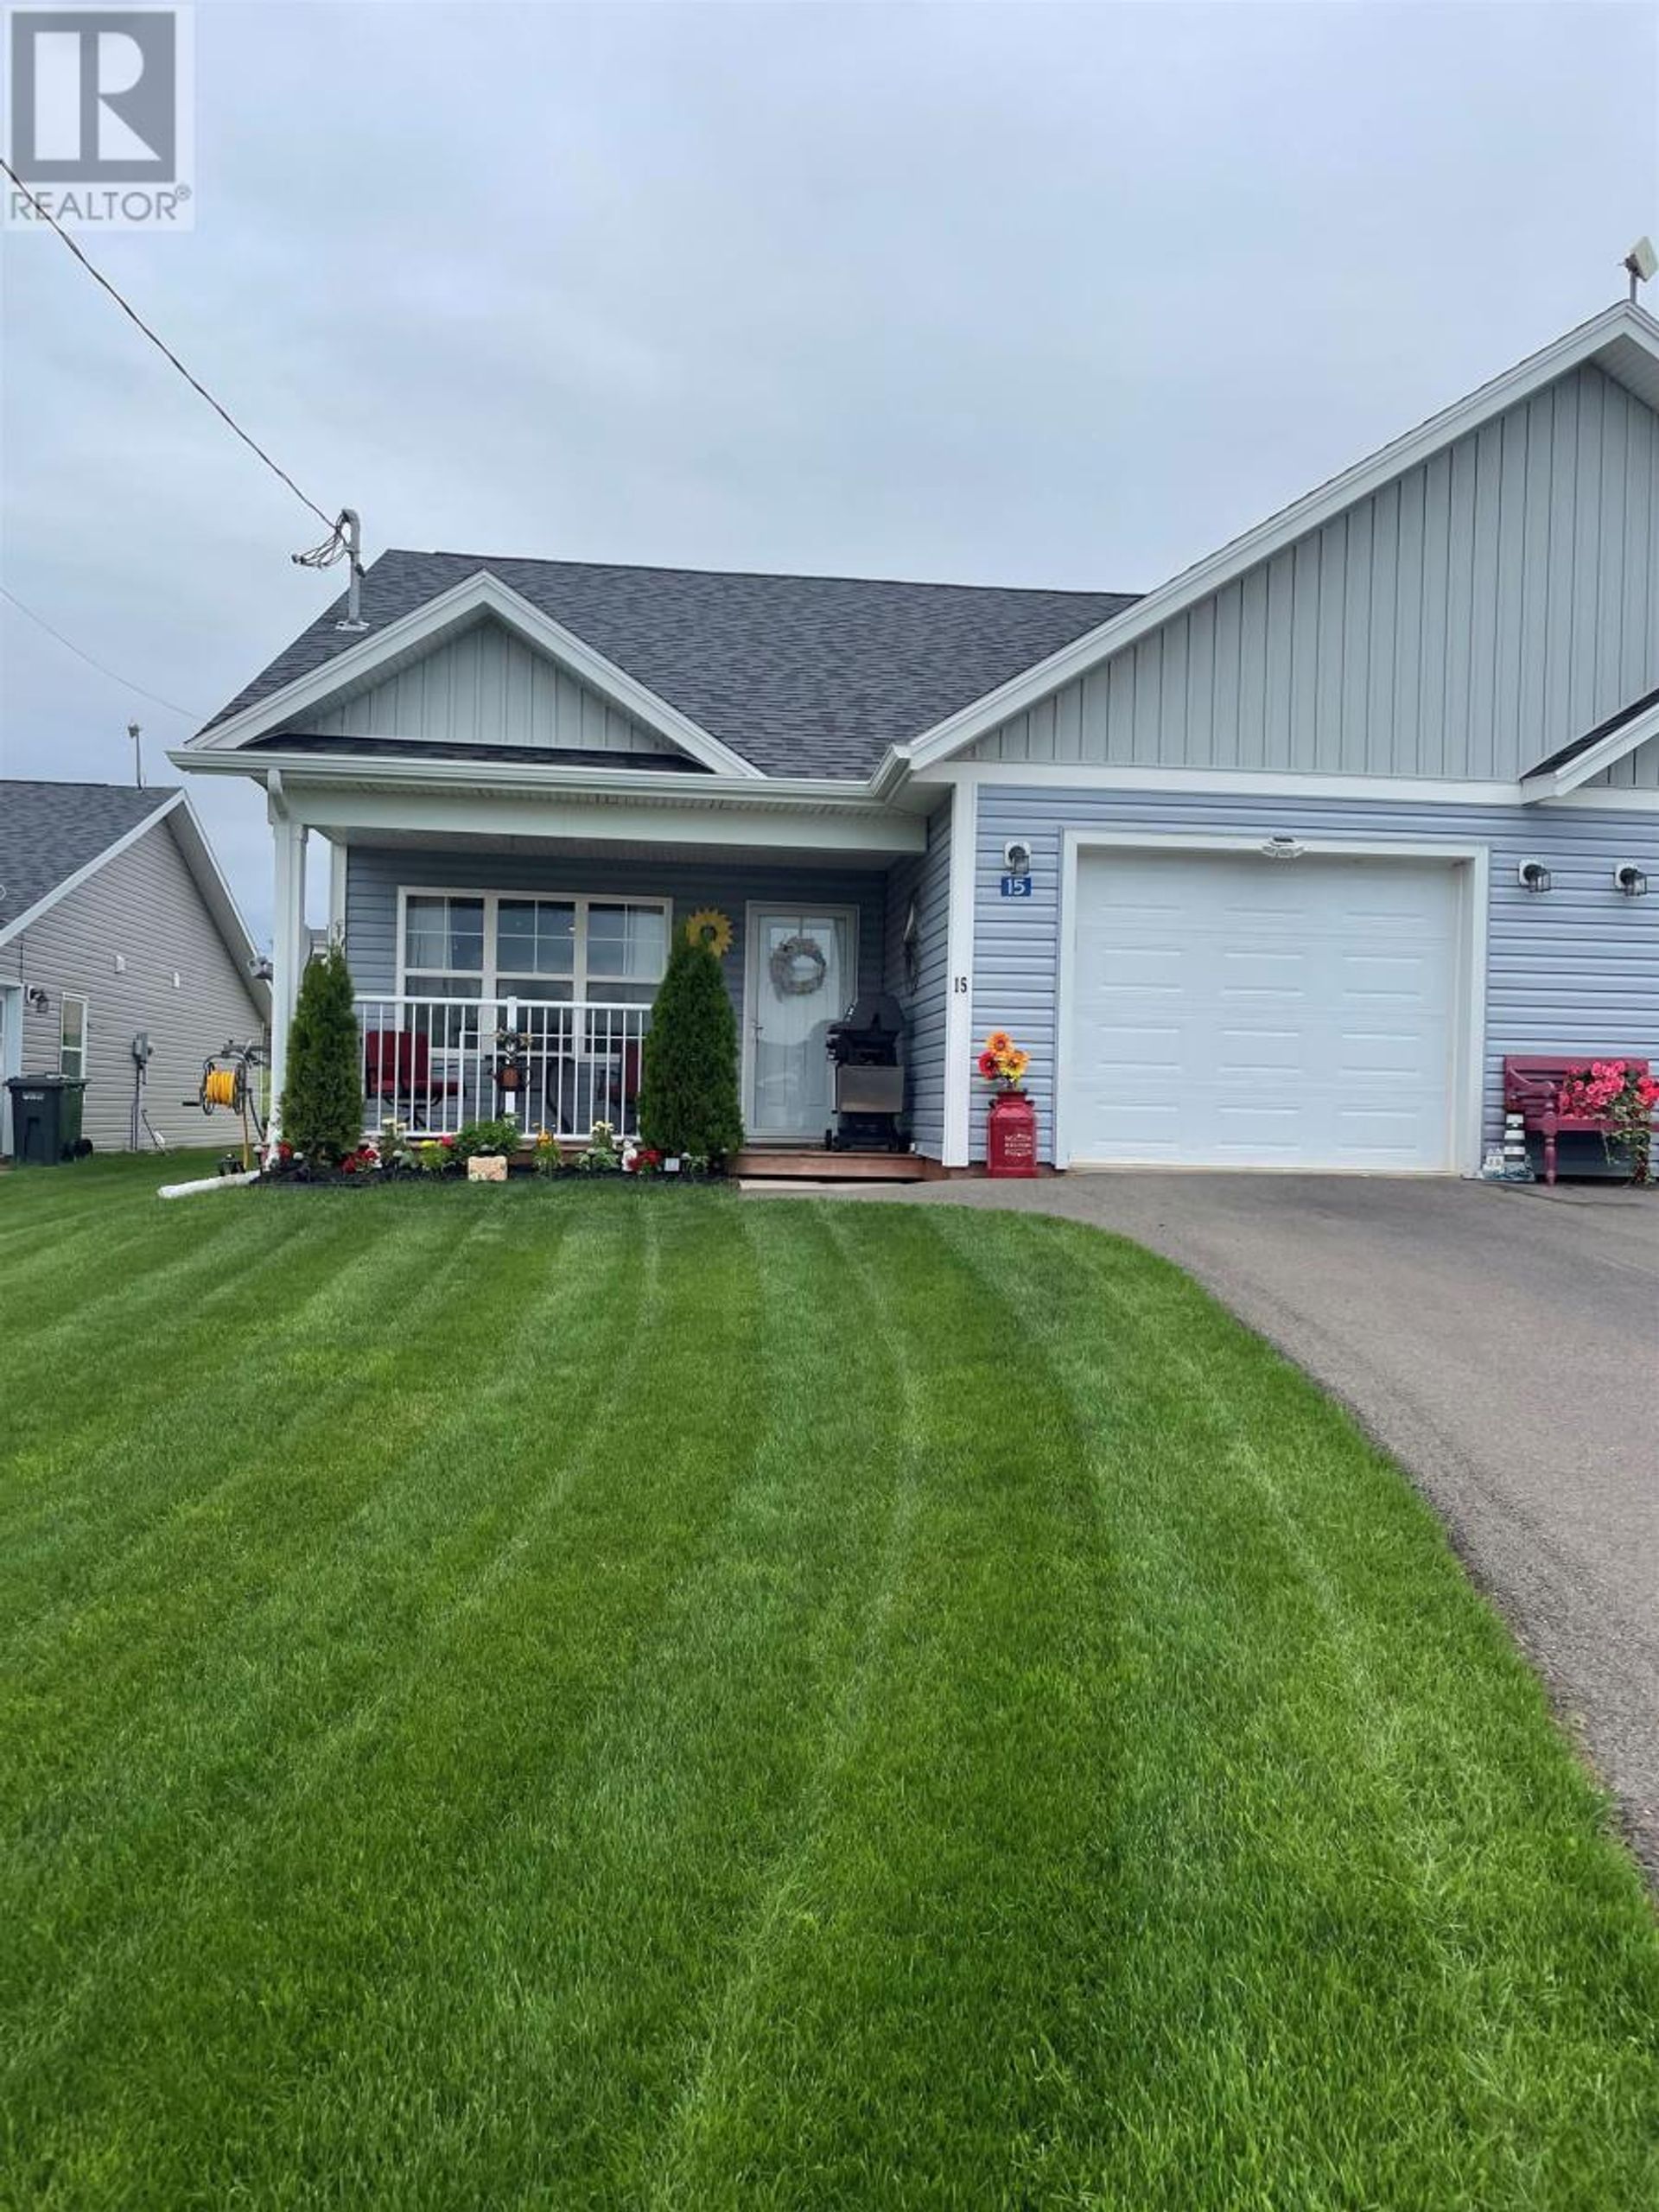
<box><xmin>58</xmin><ymin>991</ymin><xmax>90</xmax><ymax>1081</ymax></box>
<box><xmin>394</xmin><ymin>887</ymin><xmax>674</xmax><ymax>1001</ymax></box>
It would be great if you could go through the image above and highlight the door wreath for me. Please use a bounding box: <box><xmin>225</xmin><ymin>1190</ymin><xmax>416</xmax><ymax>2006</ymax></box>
<box><xmin>770</xmin><ymin>933</ymin><xmax>828</xmax><ymax>997</ymax></box>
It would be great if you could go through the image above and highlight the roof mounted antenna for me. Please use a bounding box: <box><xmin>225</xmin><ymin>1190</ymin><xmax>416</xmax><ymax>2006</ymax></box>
<box><xmin>292</xmin><ymin>507</ymin><xmax>369</xmax><ymax>632</ymax></box>
<box><xmin>1624</xmin><ymin>235</ymin><xmax>1656</xmax><ymax>303</ymax></box>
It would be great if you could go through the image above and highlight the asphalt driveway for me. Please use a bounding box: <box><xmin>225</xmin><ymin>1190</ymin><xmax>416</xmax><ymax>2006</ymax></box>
<box><xmin>757</xmin><ymin>1172</ymin><xmax>1659</xmax><ymax>1872</ymax></box>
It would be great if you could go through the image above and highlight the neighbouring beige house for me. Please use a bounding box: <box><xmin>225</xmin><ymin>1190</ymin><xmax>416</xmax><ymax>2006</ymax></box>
<box><xmin>0</xmin><ymin>781</ymin><xmax>269</xmax><ymax>1156</ymax></box>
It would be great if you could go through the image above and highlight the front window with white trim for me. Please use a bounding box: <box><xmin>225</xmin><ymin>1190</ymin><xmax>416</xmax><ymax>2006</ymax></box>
<box><xmin>399</xmin><ymin>892</ymin><xmax>671</xmax><ymax>1004</ymax></box>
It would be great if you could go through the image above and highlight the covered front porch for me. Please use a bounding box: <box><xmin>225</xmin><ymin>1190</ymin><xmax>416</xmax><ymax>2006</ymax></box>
<box><xmin>262</xmin><ymin>767</ymin><xmax>940</xmax><ymax>1157</ymax></box>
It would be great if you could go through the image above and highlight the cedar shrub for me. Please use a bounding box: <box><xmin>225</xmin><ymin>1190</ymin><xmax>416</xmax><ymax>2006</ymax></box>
<box><xmin>279</xmin><ymin>942</ymin><xmax>364</xmax><ymax>1162</ymax></box>
<box><xmin>639</xmin><ymin>933</ymin><xmax>743</xmax><ymax>1160</ymax></box>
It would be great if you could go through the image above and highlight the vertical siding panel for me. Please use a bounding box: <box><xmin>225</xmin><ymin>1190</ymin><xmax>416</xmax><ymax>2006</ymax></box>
<box><xmin>1442</xmin><ymin>433</ymin><xmax>1478</xmax><ymax>777</ymax></box>
<box><xmin>1466</xmin><ymin>419</ymin><xmax>1503</xmax><ymax>779</ymax></box>
<box><xmin>1237</xmin><ymin>566</ymin><xmax>1269</xmax><ymax>767</ymax></box>
<box><xmin>1318</xmin><ymin>512</ymin><xmax>1353</xmax><ymax>765</ymax></box>
<box><xmin>1133</xmin><ymin>633</ymin><xmax>1165</xmax><ymax>765</ymax></box>
<box><xmin>1622</xmin><ymin>384</ymin><xmax>1655</xmax><ymax>706</ymax></box>
<box><xmin>1570</xmin><ymin>369</ymin><xmax>1605</xmax><ymax>730</ymax></box>
<box><xmin>1365</xmin><ymin>479</ymin><xmax>1399</xmax><ymax>775</ymax></box>
<box><xmin>1336</xmin><ymin>505</ymin><xmax>1369</xmax><ymax>770</ymax></box>
<box><xmin>1400</xmin><ymin>467</ymin><xmax>1428</xmax><ymax>779</ymax></box>
<box><xmin>1104</xmin><ymin>655</ymin><xmax>1135</xmax><ymax>763</ymax></box>
<box><xmin>1519</xmin><ymin>388</ymin><xmax>1555</xmax><ymax>758</ymax></box>
<box><xmin>1027</xmin><ymin>695</ymin><xmax>1058</xmax><ymax>761</ymax></box>
<box><xmin>1287</xmin><ymin>539</ymin><xmax>1320</xmax><ymax>770</ymax></box>
<box><xmin>1159</xmin><ymin>617</ymin><xmax>1190</xmax><ymax>766</ymax></box>
<box><xmin>1186</xmin><ymin>598</ymin><xmax>1217</xmax><ymax>766</ymax></box>
<box><xmin>1543</xmin><ymin>377</ymin><xmax>1580</xmax><ymax>742</ymax></box>
<box><xmin>1417</xmin><ymin>449</ymin><xmax>1452</xmax><ymax>776</ymax></box>
<box><xmin>1491</xmin><ymin>406</ymin><xmax>1529</xmax><ymax>768</ymax></box>
<box><xmin>1210</xmin><ymin>580</ymin><xmax>1243</xmax><ymax>767</ymax></box>
<box><xmin>1598</xmin><ymin>379</ymin><xmax>1630</xmax><ymax>720</ymax></box>
<box><xmin>1053</xmin><ymin>678</ymin><xmax>1083</xmax><ymax>764</ymax></box>
<box><xmin>1080</xmin><ymin>664</ymin><xmax>1112</xmax><ymax>760</ymax></box>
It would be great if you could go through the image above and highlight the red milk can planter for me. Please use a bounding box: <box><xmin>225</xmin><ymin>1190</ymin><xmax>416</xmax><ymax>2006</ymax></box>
<box><xmin>986</xmin><ymin>1090</ymin><xmax>1038</xmax><ymax>1178</ymax></box>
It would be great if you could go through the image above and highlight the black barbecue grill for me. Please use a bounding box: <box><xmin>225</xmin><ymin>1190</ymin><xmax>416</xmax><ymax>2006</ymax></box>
<box><xmin>824</xmin><ymin>993</ymin><xmax>907</xmax><ymax>1152</ymax></box>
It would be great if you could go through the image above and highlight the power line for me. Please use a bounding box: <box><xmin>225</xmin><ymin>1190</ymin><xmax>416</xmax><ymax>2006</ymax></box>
<box><xmin>0</xmin><ymin>585</ymin><xmax>204</xmax><ymax>720</ymax></box>
<box><xmin>0</xmin><ymin>153</ymin><xmax>337</xmax><ymax>534</ymax></box>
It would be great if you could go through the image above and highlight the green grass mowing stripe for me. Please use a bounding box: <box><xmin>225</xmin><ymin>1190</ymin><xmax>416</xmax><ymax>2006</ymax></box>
<box><xmin>0</xmin><ymin>1197</ymin><xmax>501</xmax><ymax>1644</ymax></box>
<box><xmin>639</xmin><ymin>1202</ymin><xmax>1125</xmax><ymax>2209</ymax></box>
<box><xmin>225</xmin><ymin>1200</ymin><xmax>916</xmax><ymax>2208</ymax></box>
<box><xmin>3</xmin><ymin>1179</ymin><xmax>1656</xmax><ymax>2211</ymax></box>
<box><xmin>0</xmin><ymin>1199</ymin><xmax>642</xmax><ymax>2013</ymax></box>
<box><xmin>934</xmin><ymin>1209</ymin><xmax>1659</xmax><ymax>2212</ymax></box>
<box><xmin>3</xmin><ymin>1194</ymin><xmax>773</xmax><ymax>2205</ymax></box>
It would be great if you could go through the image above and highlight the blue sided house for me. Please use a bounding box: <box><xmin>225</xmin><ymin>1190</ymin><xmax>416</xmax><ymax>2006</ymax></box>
<box><xmin>178</xmin><ymin>302</ymin><xmax>1659</xmax><ymax>1174</ymax></box>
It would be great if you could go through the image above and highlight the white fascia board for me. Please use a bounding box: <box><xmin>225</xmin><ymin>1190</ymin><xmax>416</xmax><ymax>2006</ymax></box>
<box><xmin>186</xmin><ymin>570</ymin><xmax>764</xmax><ymax>779</ymax></box>
<box><xmin>922</xmin><ymin>759</ymin><xmax>1659</xmax><ymax>814</ymax></box>
<box><xmin>0</xmin><ymin>790</ymin><xmax>181</xmax><ymax>950</ymax></box>
<box><xmin>261</xmin><ymin>783</ymin><xmax>925</xmax><ymax>855</ymax></box>
<box><xmin>169</xmin><ymin>745</ymin><xmax>875</xmax><ymax>809</ymax></box>
<box><xmin>906</xmin><ymin>302</ymin><xmax>1659</xmax><ymax>774</ymax></box>
<box><xmin>1521</xmin><ymin>698</ymin><xmax>1659</xmax><ymax>800</ymax></box>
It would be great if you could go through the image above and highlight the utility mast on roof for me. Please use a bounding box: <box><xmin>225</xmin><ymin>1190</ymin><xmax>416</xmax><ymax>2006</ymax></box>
<box><xmin>1624</xmin><ymin>236</ymin><xmax>1656</xmax><ymax>303</ymax></box>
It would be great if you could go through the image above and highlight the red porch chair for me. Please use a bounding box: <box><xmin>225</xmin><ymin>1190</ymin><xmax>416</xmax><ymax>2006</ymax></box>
<box><xmin>363</xmin><ymin>1028</ymin><xmax>460</xmax><ymax>1128</ymax></box>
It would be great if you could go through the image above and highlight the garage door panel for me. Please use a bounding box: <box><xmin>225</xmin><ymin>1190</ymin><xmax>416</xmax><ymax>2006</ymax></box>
<box><xmin>1068</xmin><ymin>849</ymin><xmax>1462</xmax><ymax>1171</ymax></box>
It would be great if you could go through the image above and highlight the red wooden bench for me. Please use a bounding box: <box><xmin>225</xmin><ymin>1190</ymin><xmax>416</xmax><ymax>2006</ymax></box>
<box><xmin>1501</xmin><ymin>1055</ymin><xmax>1652</xmax><ymax>1185</ymax></box>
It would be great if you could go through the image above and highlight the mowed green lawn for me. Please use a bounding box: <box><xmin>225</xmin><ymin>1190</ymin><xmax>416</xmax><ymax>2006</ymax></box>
<box><xmin>2</xmin><ymin>1156</ymin><xmax>1656</xmax><ymax>2211</ymax></box>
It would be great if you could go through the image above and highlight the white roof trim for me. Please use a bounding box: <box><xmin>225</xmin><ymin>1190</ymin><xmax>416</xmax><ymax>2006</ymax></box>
<box><xmin>899</xmin><ymin>300</ymin><xmax>1659</xmax><ymax>775</ymax></box>
<box><xmin>188</xmin><ymin>570</ymin><xmax>765</xmax><ymax>780</ymax></box>
<box><xmin>170</xmin><ymin>746</ymin><xmax>875</xmax><ymax>809</ymax></box>
<box><xmin>1521</xmin><ymin>696</ymin><xmax>1659</xmax><ymax>800</ymax></box>
<box><xmin>0</xmin><ymin>790</ymin><xmax>181</xmax><ymax>949</ymax></box>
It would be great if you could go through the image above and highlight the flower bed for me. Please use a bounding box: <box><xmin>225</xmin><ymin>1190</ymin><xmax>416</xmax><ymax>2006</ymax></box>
<box><xmin>259</xmin><ymin>1119</ymin><xmax>729</xmax><ymax>1186</ymax></box>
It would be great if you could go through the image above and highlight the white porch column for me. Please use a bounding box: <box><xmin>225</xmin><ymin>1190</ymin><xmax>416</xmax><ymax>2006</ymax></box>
<box><xmin>941</xmin><ymin>778</ymin><xmax>979</xmax><ymax>1167</ymax></box>
<box><xmin>266</xmin><ymin>803</ymin><xmax>309</xmax><ymax>1136</ymax></box>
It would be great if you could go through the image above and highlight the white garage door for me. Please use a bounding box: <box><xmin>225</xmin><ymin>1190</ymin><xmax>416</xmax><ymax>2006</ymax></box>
<box><xmin>1066</xmin><ymin>848</ymin><xmax>1464</xmax><ymax>1170</ymax></box>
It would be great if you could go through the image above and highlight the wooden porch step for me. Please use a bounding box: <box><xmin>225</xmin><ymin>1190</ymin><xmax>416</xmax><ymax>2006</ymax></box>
<box><xmin>731</xmin><ymin>1147</ymin><xmax>935</xmax><ymax>1182</ymax></box>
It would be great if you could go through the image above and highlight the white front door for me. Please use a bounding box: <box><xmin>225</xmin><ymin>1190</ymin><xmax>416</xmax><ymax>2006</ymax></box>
<box><xmin>1066</xmin><ymin>849</ymin><xmax>1464</xmax><ymax>1170</ymax></box>
<box><xmin>744</xmin><ymin>906</ymin><xmax>859</xmax><ymax>1140</ymax></box>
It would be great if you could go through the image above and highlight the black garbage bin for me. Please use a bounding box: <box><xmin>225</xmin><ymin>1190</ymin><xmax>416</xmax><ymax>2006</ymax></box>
<box><xmin>5</xmin><ymin>1076</ymin><xmax>88</xmax><ymax>1164</ymax></box>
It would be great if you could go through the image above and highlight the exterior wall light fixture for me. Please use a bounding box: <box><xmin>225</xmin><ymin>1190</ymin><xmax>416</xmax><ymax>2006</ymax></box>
<box><xmin>1518</xmin><ymin>861</ymin><xmax>1552</xmax><ymax>893</ymax></box>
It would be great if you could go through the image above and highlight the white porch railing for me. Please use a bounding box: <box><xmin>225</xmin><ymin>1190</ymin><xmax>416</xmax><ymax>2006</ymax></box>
<box><xmin>354</xmin><ymin>996</ymin><xmax>650</xmax><ymax>1141</ymax></box>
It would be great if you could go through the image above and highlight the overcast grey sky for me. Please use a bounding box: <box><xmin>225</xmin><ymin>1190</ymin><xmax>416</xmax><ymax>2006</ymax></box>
<box><xmin>3</xmin><ymin>0</ymin><xmax>1656</xmax><ymax>939</ymax></box>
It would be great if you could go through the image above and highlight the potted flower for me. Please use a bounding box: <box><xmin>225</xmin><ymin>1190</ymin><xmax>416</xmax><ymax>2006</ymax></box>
<box><xmin>976</xmin><ymin>1029</ymin><xmax>1038</xmax><ymax>1178</ymax></box>
<box><xmin>1557</xmin><ymin>1059</ymin><xmax>1658</xmax><ymax>1185</ymax></box>
<box><xmin>493</xmin><ymin>1027</ymin><xmax>531</xmax><ymax>1100</ymax></box>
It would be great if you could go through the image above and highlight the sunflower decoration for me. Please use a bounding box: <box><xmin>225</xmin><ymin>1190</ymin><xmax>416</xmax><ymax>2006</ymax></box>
<box><xmin>684</xmin><ymin>907</ymin><xmax>734</xmax><ymax>959</ymax></box>
<box><xmin>976</xmin><ymin>1030</ymin><xmax>1030</xmax><ymax>1091</ymax></box>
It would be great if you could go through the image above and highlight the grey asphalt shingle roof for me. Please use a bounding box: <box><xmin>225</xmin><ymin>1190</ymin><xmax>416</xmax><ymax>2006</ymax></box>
<box><xmin>203</xmin><ymin>551</ymin><xmax>1141</xmax><ymax>779</ymax></box>
<box><xmin>0</xmin><ymin>781</ymin><xmax>175</xmax><ymax>933</ymax></box>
